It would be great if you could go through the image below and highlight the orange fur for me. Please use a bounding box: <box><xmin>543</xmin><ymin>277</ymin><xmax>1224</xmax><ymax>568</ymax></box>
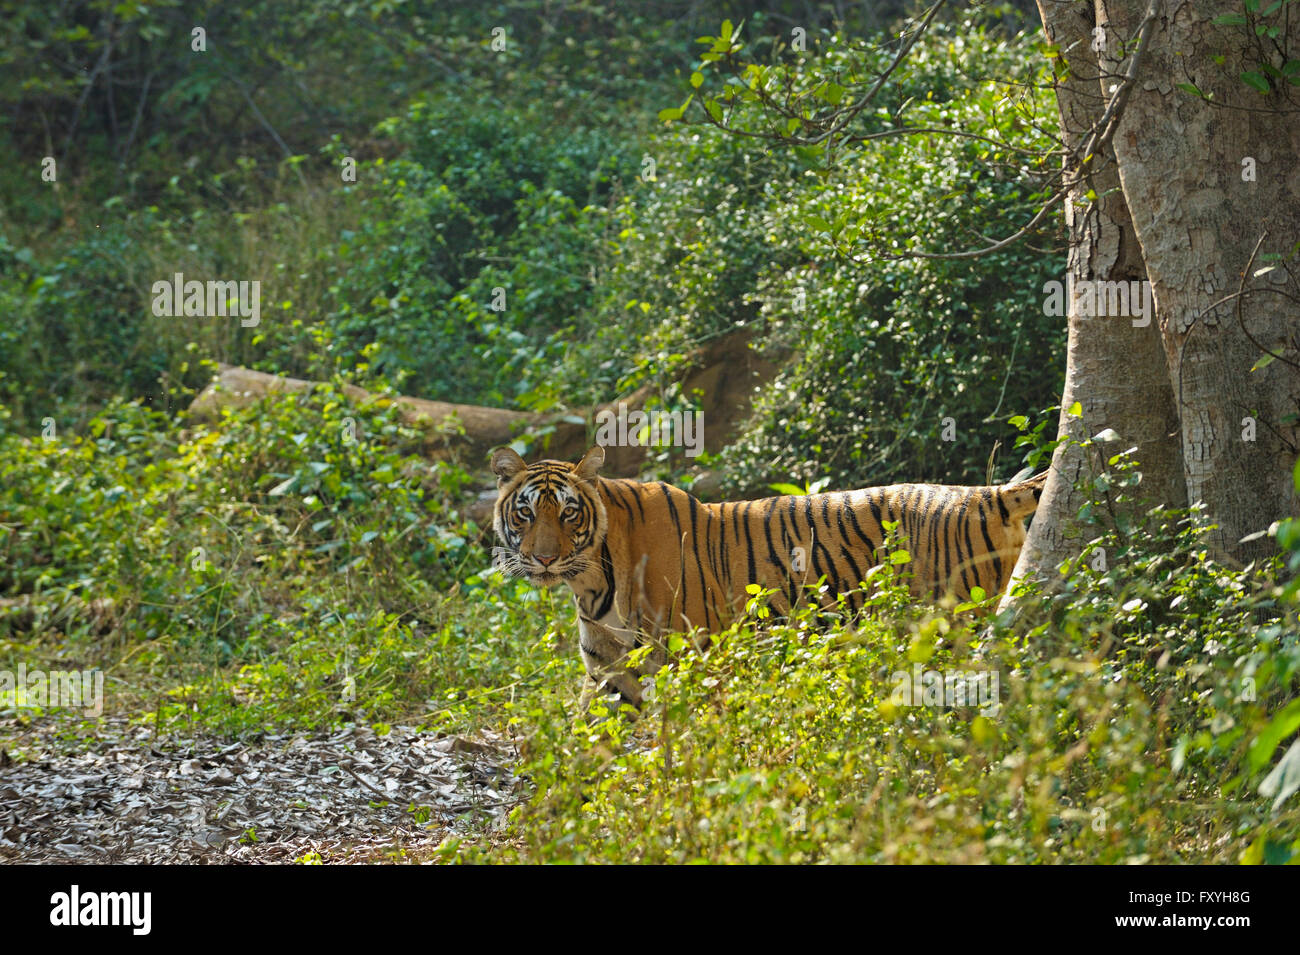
<box><xmin>492</xmin><ymin>445</ymin><xmax>1046</xmax><ymax>706</ymax></box>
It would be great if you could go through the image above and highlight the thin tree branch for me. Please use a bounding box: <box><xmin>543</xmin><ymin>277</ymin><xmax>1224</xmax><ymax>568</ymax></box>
<box><xmin>853</xmin><ymin>0</ymin><xmax>1161</xmax><ymax>262</ymax></box>
<box><xmin>222</xmin><ymin>70</ymin><xmax>309</xmax><ymax>188</ymax></box>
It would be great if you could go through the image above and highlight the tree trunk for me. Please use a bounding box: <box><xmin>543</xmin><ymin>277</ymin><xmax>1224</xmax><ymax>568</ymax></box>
<box><xmin>1005</xmin><ymin>0</ymin><xmax>1187</xmax><ymax>603</ymax></box>
<box><xmin>1099</xmin><ymin>0</ymin><xmax>1300</xmax><ymax>560</ymax></box>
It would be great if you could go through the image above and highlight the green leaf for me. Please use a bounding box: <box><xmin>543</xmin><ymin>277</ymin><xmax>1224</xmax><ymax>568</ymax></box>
<box><xmin>1260</xmin><ymin>739</ymin><xmax>1300</xmax><ymax>811</ymax></box>
<box><xmin>907</xmin><ymin>635</ymin><xmax>934</xmax><ymax>663</ymax></box>
<box><xmin>690</xmin><ymin>71</ymin><xmax>704</xmax><ymax>89</ymax></box>
<box><xmin>803</xmin><ymin>213</ymin><xmax>832</xmax><ymax>234</ymax></box>
<box><xmin>1211</xmin><ymin>13</ymin><xmax>1248</xmax><ymax>26</ymax></box>
<box><xmin>769</xmin><ymin>482</ymin><xmax>805</xmax><ymax>496</ymax></box>
<box><xmin>1175</xmin><ymin>82</ymin><xmax>1204</xmax><ymax>97</ymax></box>
<box><xmin>1171</xmin><ymin>737</ymin><xmax>1188</xmax><ymax>773</ymax></box>
<box><xmin>1241</xmin><ymin>70</ymin><xmax>1270</xmax><ymax>93</ymax></box>
<box><xmin>971</xmin><ymin>716</ymin><xmax>996</xmax><ymax>745</ymax></box>
<box><xmin>1249</xmin><ymin>698</ymin><xmax>1300</xmax><ymax>771</ymax></box>
<box><xmin>1251</xmin><ymin>352</ymin><xmax>1276</xmax><ymax>371</ymax></box>
<box><xmin>819</xmin><ymin>82</ymin><xmax>846</xmax><ymax>105</ymax></box>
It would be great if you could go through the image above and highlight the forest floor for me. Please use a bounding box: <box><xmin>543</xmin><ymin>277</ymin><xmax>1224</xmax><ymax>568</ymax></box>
<box><xmin>0</xmin><ymin>717</ymin><xmax>523</xmax><ymax>863</ymax></box>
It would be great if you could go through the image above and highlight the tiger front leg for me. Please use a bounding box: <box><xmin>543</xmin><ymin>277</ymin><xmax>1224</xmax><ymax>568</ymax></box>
<box><xmin>578</xmin><ymin>671</ymin><xmax>642</xmax><ymax>713</ymax></box>
<box><xmin>577</xmin><ymin>619</ymin><xmax>644</xmax><ymax>713</ymax></box>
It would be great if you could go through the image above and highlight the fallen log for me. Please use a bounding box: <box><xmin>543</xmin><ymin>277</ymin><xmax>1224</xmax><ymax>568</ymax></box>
<box><xmin>187</xmin><ymin>363</ymin><xmax>576</xmax><ymax>467</ymax></box>
<box><xmin>187</xmin><ymin>328</ymin><xmax>779</xmax><ymax>486</ymax></box>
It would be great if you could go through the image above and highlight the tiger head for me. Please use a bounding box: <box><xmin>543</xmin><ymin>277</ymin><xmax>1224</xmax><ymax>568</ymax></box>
<box><xmin>490</xmin><ymin>445</ymin><xmax>608</xmax><ymax>586</ymax></box>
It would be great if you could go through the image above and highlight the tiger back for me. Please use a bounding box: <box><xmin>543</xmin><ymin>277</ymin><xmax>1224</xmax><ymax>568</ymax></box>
<box><xmin>491</xmin><ymin>445</ymin><xmax>1046</xmax><ymax>706</ymax></box>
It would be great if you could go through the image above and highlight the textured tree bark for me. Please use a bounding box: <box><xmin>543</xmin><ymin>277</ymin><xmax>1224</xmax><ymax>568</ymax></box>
<box><xmin>1099</xmin><ymin>0</ymin><xmax>1300</xmax><ymax>560</ymax></box>
<box><xmin>1004</xmin><ymin>0</ymin><xmax>1186</xmax><ymax>604</ymax></box>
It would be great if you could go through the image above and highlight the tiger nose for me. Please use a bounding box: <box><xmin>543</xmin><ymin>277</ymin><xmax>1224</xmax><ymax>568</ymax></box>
<box><xmin>536</xmin><ymin>553</ymin><xmax>558</xmax><ymax>566</ymax></box>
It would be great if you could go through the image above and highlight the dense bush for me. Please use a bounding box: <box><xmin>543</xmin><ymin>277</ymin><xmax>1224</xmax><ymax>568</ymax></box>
<box><xmin>2</xmin><ymin>14</ymin><xmax>1064</xmax><ymax>496</ymax></box>
<box><xmin>319</xmin><ymin>99</ymin><xmax>638</xmax><ymax>405</ymax></box>
<box><xmin>0</xmin><ymin>224</ymin><xmax>157</xmax><ymax>425</ymax></box>
<box><xmin>546</xmin><ymin>20</ymin><xmax>1067</xmax><ymax>490</ymax></box>
<box><xmin>0</xmin><ymin>385</ymin><xmax>552</xmax><ymax>733</ymax></box>
<box><xmin>441</xmin><ymin>466</ymin><xmax>1300</xmax><ymax>864</ymax></box>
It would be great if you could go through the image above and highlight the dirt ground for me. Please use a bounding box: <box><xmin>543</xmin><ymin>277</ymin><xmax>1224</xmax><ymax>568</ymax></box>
<box><xmin>0</xmin><ymin>716</ymin><xmax>524</xmax><ymax>863</ymax></box>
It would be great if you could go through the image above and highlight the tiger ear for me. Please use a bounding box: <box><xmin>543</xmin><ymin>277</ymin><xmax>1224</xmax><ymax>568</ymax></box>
<box><xmin>490</xmin><ymin>446</ymin><xmax>528</xmax><ymax>484</ymax></box>
<box><xmin>573</xmin><ymin>445</ymin><xmax>605</xmax><ymax>482</ymax></box>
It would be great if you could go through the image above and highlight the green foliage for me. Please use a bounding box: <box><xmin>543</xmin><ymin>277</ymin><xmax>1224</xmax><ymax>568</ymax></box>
<box><xmin>0</xmin><ymin>0</ymin><xmax>688</xmax><ymax>219</ymax></box>
<box><xmin>320</xmin><ymin>98</ymin><xmax>637</xmax><ymax>405</ymax></box>
<box><xmin>0</xmin><ymin>0</ymin><xmax>683</xmax><ymax>420</ymax></box>
<box><xmin>724</xmin><ymin>23</ymin><xmax>1065</xmax><ymax>489</ymax></box>
<box><xmin>0</xmin><ymin>184</ymin><xmax>358</xmax><ymax>430</ymax></box>
<box><xmin>4</xmin><ymin>0</ymin><xmax>1292</xmax><ymax>866</ymax></box>
<box><xmin>1206</xmin><ymin>0</ymin><xmax>1300</xmax><ymax>96</ymax></box>
<box><xmin>0</xmin><ymin>385</ymin><xmax>571</xmax><ymax>734</ymax></box>
<box><xmin>0</xmin><ymin>223</ymin><xmax>165</xmax><ymax>423</ymax></box>
<box><xmin>438</xmin><ymin>497</ymin><xmax>1298</xmax><ymax>864</ymax></box>
<box><xmin>552</xmin><ymin>20</ymin><xmax>1067</xmax><ymax>490</ymax></box>
<box><xmin>3</xmin><ymin>11</ymin><xmax>1063</xmax><ymax>491</ymax></box>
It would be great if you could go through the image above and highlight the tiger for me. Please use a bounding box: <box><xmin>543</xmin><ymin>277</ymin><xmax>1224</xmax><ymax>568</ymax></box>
<box><xmin>491</xmin><ymin>445</ymin><xmax>1047</xmax><ymax>708</ymax></box>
